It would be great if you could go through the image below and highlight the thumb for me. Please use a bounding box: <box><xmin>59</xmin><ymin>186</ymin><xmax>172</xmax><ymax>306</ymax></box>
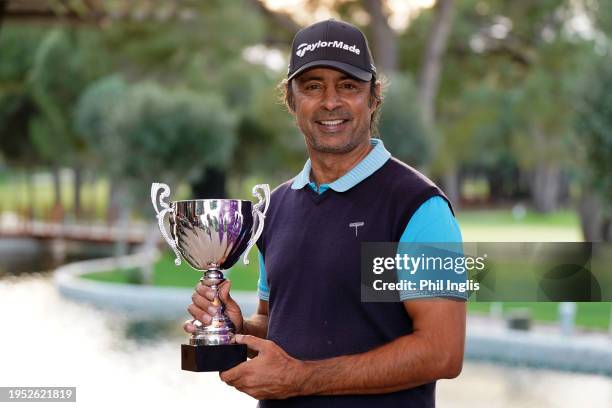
<box><xmin>234</xmin><ymin>334</ymin><xmax>267</xmax><ymax>353</ymax></box>
<box><xmin>217</xmin><ymin>279</ymin><xmax>235</xmax><ymax>304</ymax></box>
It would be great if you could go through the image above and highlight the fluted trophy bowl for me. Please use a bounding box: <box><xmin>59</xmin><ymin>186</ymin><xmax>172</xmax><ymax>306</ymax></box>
<box><xmin>170</xmin><ymin>199</ymin><xmax>254</xmax><ymax>271</ymax></box>
<box><xmin>151</xmin><ymin>183</ymin><xmax>269</xmax><ymax>365</ymax></box>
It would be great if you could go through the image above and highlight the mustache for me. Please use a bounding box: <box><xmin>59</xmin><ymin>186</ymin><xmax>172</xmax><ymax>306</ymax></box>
<box><xmin>313</xmin><ymin>110</ymin><xmax>352</xmax><ymax>121</ymax></box>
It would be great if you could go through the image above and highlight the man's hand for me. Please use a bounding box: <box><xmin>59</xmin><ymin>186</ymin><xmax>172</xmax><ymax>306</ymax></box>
<box><xmin>220</xmin><ymin>299</ymin><xmax>465</xmax><ymax>398</ymax></box>
<box><xmin>219</xmin><ymin>334</ymin><xmax>307</xmax><ymax>400</ymax></box>
<box><xmin>184</xmin><ymin>280</ymin><xmax>244</xmax><ymax>334</ymax></box>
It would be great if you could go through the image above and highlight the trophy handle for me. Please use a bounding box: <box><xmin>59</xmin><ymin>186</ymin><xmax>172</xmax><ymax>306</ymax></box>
<box><xmin>151</xmin><ymin>182</ymin><xmax>182</xmax><ymax>266</ymax></box>
<box><xmin>242</xmin><ymin>184</ymin><xmax>270</xmax><ymax>265</ymax></box>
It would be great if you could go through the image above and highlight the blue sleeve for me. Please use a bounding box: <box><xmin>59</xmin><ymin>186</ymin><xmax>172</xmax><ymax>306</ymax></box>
<box><xmin>257</xmin><ymin>250</ymin><xmax>270</xmax><ymax>301</ymax></box>
<box><xmin>398</xmin><ymin>196</ymin><xmax>466</xmax><ymax>301</ymax></box>
<box><xmin>399</xmin><ymin>196</ymin><xmax>462</xmax><ymax>243</ymax></box>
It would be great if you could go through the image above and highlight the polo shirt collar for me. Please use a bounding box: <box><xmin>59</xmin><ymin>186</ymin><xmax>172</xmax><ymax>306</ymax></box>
<box><xmin>290</xmin><ymin>138</ymin><xmax>391</xmax><ymax>192</ymax></box>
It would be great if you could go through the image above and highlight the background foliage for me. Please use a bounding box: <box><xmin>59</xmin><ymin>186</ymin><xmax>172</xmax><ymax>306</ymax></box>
<box><xmin>0</xmin><ymin>0</ymin><xmax>611</xmax><ymax>240</ymax></box>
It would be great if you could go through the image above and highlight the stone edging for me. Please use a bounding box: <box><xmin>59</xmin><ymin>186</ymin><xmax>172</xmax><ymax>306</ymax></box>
<box><xmin>466</xmin><ymin>319</ymin><xmax>612</xmax><ymax>376</ymax></box>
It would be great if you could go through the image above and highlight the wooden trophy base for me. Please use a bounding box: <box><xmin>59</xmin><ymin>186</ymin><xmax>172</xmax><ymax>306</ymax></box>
<box><xmin>181</xmin><ymin>343</ymin><xmax>247</xmax><ymax>372</ymax></box>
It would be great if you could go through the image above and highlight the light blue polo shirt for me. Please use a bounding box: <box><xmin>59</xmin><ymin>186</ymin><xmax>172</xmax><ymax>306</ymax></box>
<box><xmin>257</xmin><ymin>138</ymin><xmax>463</xmax><ymax>301</ymax></box>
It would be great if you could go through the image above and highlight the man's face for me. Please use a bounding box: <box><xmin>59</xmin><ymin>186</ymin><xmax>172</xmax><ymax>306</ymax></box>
<box><xmin>290</xmin><ymin>68</ymin><xmax>378</xmax><ymax>154</ymax></box>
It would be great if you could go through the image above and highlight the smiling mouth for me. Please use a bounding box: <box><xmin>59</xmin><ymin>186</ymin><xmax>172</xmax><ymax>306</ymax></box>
<box><xmin>315</xmin><ymin>119</ymin><xmax>348</xmax><ymax>127</ymax></box>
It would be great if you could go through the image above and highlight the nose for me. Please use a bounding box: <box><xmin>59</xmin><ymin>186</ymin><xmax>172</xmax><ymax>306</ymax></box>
<box><xmin>321</xmin><ymin>86</ymin><xmax>342</xmax><ymax>111</ymax></box>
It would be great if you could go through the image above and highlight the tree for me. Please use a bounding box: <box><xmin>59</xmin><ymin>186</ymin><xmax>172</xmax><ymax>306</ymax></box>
<box><xmin>0</xmin><ymin>25</ymin><xmax>47</xmax><ymax>218</ymax></box>
<box><xmin>363</xmin><ymin>0</ymin><xmax>398</xmax><ymax>75</ymax></box>
<box><xmin>418</xmin><ymin>0</ymin><xmax>455</xmax><ymax>126</ymax></box>
<box><xmin>417</xmin><ymin>0</ymin><xmax>458</xmax><ymax>204</ymax></box>
<box><xmin>76</xmin><ymin>75</ymin><xmax>237</xmax><ymax>211</ymax></box>
<box><xmin>512</xmin><ymin>63</ymin><xmax>578</xmax><ymax>212</ymax></box>
<box><xmin>405</xmin><ymin>0</ymin><xmax>593</xmax><ymax>210</ymax></box>
<box><xmin>575</xmin><ymin>54</ymin><xmax>612</xmax><ymax>241</ymax></box>
<box><xmin>378</xmin><ymin>73</ymin><xmax>431</xmax><ymax>167</ymax></box>
<box><xmin>0</xmin><ymin>26</ymin><xmax>43</xmax><ymax>167</ymax></box>
<box><xmin>76</xmin><ymin>75</ymin><xmax>238</xmax><ymax>268</ymax></box>
<box><xmin>98</xmin><ymin>0</ymin><xmax>267</xmax><ymax>198</ymax></box>
<box><xmin>237</xmin><ymin>73</ymin><xmax>307</xmax><ymax>181</ymax></box>
<box><xmin>28</xmin><ymin>28</ymin><xmax>110</xmax><ymax>217</ymax></box>
<box><xmin>0</xmin><ymin>1</ymin><xmax>7</xmax><ymax>32</ymax></box>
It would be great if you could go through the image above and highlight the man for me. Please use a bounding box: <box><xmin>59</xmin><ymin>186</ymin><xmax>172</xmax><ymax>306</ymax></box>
<box><xmin>186</xmin><ymin>19</ymin><xmax>466</xmax><ymax>407</ymax></box>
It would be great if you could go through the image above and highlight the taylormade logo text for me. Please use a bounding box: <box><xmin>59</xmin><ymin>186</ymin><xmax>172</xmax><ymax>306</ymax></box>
<box><xmin>296</xmin><ymin>40</ymin><xmax>361</xmax><ymax>57</ymax></box>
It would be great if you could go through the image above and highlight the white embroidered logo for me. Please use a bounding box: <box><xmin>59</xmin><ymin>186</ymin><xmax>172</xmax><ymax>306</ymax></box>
<box><xmin>296</xmin><ymin>40</ymin><xmax>361</xmax><ymax>58</ymax></box>
<box><xmin>349</xmin><ymin>221</ymin><xmax>365</xmax><ymax>237</ymax></box>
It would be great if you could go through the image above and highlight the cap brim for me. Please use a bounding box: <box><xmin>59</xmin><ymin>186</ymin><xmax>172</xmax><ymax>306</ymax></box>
<box><xmin>288</xmin><ymin>60</ymin><xmax>373</xmax><ymax>82</ymax></box>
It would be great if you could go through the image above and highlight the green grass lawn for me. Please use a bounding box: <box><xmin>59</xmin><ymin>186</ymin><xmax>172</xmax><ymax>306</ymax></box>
<box><xmin>82</xmin><ymin>250</ymin><xmax>261</xmax><ymax>291</ymax></box>
<box><xmin>0</xmin><ymin>172</ymin><xmax>111</xmax><ymax>219</ymax></box>
<box><xmin>457</xmin><ymin>209</ymin><xmax>582</xmax><ymax>241</ymax></box>
<box><xmin>0</xmin><ymin>172</ymin><xmax>264</xmax><ymax>220</ymax></box>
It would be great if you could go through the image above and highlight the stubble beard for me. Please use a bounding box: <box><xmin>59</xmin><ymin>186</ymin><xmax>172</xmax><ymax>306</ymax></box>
<box><xmin>301</xmin><ymin>121</ymin><xmax>371</xmax><ymax>155</ymax></box>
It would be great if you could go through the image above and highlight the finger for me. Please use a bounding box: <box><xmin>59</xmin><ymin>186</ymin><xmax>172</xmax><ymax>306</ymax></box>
<box><xmin>192</xmin><ymin>291</ymin><xmax>212</xmax><ymax>310</ymax></box>
<box><xmin>195</xmin><ymin>284</ymin><xmax>215</xmax><ymax>301</ymax></box>
<box><xmin>199</xmin><ymin>280</ymin><xmax>234</xmax><ymax>308</ymax></box>
<box><xmin>187</xmin><ymin>304</ymin><xmax>211</xmax><ymax>324</ymax></box>
<box><xmin>183</xmin><ymin>319</ymin><xmax>196</xmax><ymax>334</ymax></box>
<box><xmin>234</xmin><ymin>334</ymin><xmax>266</xmax><ymax>353</ymax></box>
<box><xmin>219</xmin><ymin>370</ymin><xmax>233</xmax><ymax>384</ymax></box>
<box><xmin>218</xmin><ymin>279</ymin><xmax>232</xmax><ymax>302</ymax></box>
<box><xmin>219</xmin><ymin>361</ymin><xmax>246</xmax><ymax>384</ymax></box>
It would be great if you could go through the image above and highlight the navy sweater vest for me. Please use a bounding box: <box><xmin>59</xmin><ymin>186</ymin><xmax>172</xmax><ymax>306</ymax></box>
<box><xmin>257</xmin><ymin>157</ymin><xmax>452</xmax><ymax>408</ymax></box>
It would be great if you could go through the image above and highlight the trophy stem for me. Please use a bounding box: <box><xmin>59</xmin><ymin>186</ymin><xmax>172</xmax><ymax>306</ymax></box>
<box><xmin>210</xmin><ymin>283</ymin><xmax>225</xmax><ymax>317</ymax></box>
<box><xmin>182</xmin><ymin>266</ymin><xmax>248</xmax><ymax>371</ymax></box>
<box><xmin>190</xmin><ymin>269</ymin><xmax>236</xmax><ymax>346</ymax></box>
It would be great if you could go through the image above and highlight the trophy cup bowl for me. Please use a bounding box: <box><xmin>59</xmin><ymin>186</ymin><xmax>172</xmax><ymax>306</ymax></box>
<box><xmin>151</xmin><ymin>182</ymin><xmax>270</xmax><ymax>372</ymax></box>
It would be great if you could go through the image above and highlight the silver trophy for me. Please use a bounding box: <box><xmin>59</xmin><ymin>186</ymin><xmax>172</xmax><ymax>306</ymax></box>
<box><xmin>151</xmin><ymin>182</ymin><xmax>270</xmax><ymax>372</ymax></box>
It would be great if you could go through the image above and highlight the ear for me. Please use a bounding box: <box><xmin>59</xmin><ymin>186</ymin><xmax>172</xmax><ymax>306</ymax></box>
<box><xmin>286</xmin><ymin>81</ymin><xmax>297</xmax><ymax>114</ymax></box>
<box><xmin>369</xmin><ymin>80</ymin><xmax>382</xmax><ymax>113</ymax></box>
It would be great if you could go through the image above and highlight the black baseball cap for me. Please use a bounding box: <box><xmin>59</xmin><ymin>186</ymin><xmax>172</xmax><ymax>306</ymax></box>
<box><xmin>288</xmin><ymin>19</ymin><xmax>377</xmax><ymax>82</ymax></box>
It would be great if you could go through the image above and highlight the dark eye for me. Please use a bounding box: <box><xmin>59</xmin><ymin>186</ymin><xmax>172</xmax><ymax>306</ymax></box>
<box><xmin>341</xmin><ymin>82</ymin><xmax>357</xmax><ymax>89</ymax></box>
<box><xmin>305</xmin><ymin>83</ymin><xmax>322</xmax><ymax>90</ymax></box>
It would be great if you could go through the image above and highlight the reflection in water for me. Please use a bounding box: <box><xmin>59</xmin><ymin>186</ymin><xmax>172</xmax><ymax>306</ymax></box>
<box><xmin>0</xmin><ymin>274</ymin><xmax>255</xmax><ymax>407</ymax></box>
<box><xmin>1</xmin><ymin>275</ymin><xmax>611</xmax><ymax>407</ymax></box>
<box><xmin>0</xmin><ymin>237</ymin><xmax>117</xmax><ymax>275</ymax></box>
<box><xmin>124</xmin><ymin>320</ymin><xmax>179</xmax><ymax>343</ymax></box>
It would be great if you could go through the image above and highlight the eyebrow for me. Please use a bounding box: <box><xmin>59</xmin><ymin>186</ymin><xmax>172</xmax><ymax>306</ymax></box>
<box><xmin>297</xmin><ymin>74</ymin><xmax>359</xmax><ymax>83</ymax></box>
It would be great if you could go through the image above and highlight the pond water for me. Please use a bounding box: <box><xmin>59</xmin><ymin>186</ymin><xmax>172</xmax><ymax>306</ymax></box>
<box><xmin>1</xmin><ymin>273</ymin><xmax>612</xmax><ymax>407</ymax></box>
<box><xmin>0</xmin><ymin>237</ymin><xmax>116</xmax><ymax>275</ymax></box>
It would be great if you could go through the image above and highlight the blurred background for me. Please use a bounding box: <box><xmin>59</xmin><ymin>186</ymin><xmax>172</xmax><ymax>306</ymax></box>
<box><xmin>1</xmin><ymin>0</ymin><xmax>612</xmax><ymax>407</ymax></box>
